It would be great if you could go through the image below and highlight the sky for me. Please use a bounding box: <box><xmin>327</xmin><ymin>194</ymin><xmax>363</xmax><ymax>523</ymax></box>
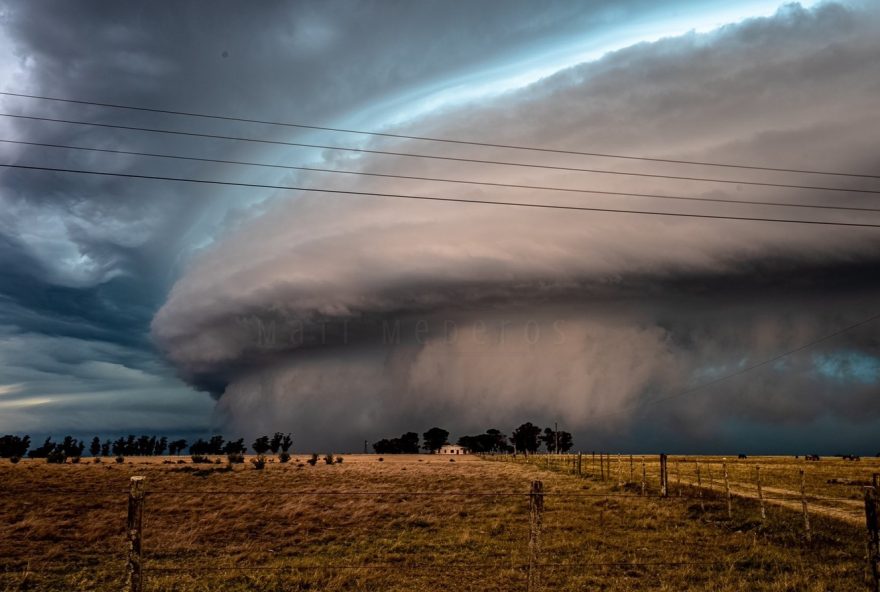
<box><xmin>1</xmin><ymin>0</ymin><xmax>879</xmax><ymax>453</ymax></box>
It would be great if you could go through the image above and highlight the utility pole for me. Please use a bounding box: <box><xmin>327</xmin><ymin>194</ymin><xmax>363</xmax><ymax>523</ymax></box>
<box><xmin>554</xmin><ymin>422</ymin><xmax>558</xmax><ymax>455</ymax></box>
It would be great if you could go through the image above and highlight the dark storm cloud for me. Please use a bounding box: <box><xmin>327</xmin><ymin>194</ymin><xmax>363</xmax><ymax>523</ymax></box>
<box><xmin>152</xmin><ymin>1</ymin><xmax>880</xmax><ymax>452</ymax></box>
<box><xmin>2</xmin><ymin>0</ymin><xmax>721</xmax><ymax>434</ymax></box>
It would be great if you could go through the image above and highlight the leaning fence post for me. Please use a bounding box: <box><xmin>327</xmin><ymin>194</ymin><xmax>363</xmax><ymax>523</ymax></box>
<box><xmin>528</xmin><ymin>480</ymin><xmax>544</xmax><ymax>592</ymax></box>
<box><xmin>865</xmin><ymin>486</ymin><xmax>880</xmax><ymax>592</ymax></box>
<box><xmin>756</xmin><ymin>465</ymin><xmax>766</xmax><ymax>521</ymax></box>
<box><xmin>641</xmin><ymin>459</ymin><xmax>647</xmax><ymax>496</ymax></box>
<box><xmin>800</xmin><ymin>469</ymin><xmax>812</xmax><ymax>543</ymax></box>
<box><xmin>723</xmin><ymin>461</ymin><xmax>732</xmax><ymax>519</ymax></box>
<box><xmin>659</xmin><ymin>454</ymin><xmax>668</xmax><ymax>498</ymax></box>
<box><xmin>126</xmin><ymin>476</ymin><xmax>146</xmax><ymax>592</ymax></box>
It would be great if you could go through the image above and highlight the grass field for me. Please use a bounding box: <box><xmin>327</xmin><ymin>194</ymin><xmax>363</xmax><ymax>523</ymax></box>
<box><xmin>0</xmin><ymin>454</ymin><xmax>874</xmax><ymax>591</ymax></box>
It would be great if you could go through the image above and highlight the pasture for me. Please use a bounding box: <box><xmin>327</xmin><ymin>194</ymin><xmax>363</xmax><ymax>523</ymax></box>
<box><xmin>1</xmin><ymin>454</ymin><xmax>876</xmax><ymax>591</ymax></box>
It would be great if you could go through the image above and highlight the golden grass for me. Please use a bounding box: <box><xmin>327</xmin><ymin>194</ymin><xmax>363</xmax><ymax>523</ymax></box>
<box><xmin>0</xmin><ymin>454</ymin><xmax>870</xmax><ymax>591</ymax></box>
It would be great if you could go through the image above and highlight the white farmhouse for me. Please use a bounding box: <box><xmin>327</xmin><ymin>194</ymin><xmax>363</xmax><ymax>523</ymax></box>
<box><xmin>438</xmin><ymin>444</ymin><xmax>470</xmax><ymax>455</ymax></box>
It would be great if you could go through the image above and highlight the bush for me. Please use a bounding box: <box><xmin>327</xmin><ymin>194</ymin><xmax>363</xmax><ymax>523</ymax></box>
<box><xmin>115</xmin><ymin>455</ymin><xmax>125</xmax><ymax>464</ymax></box>
<box><xmin>191</xmin><ymin>454</ymin><xmax>211</xmax><ymax>464</ymax></box>
<box><xmin>278</xmin><ymin>451</ymin><xmax>291</xmax><ymax>463</ymax></box>
<box><xmin>70</xmin><ymin>456</ymin><xmax>81</xmax><ymax>464</ymax></box>
<box><xmin>9</xmin><ymin>456</ymin><xmax>20</xmax><ymax>464</ymax></box>
<box><xmin>227</xmin><ymin>453</ymin><xmax>245</xmax><ymax>464</ymax></box>
<box><xmin>46</xmin><ymin>450</ymin><xmax>66</xmax><ymax>464</ymax></box>
<box><xmin>307</xmin><ymin>453</ymin><xmax>318</xmax><ymax>466</ymax></box>
<box><xmin>93</xmin><ymin>457</ymin><xmax>101</xmax><ymax>464</ymax></box>
<box><xmin>324</xmin><ymin>453</ymin><xmax>335</xmax><ymax>465</ymax></box>
<box><xmin>336</xmin><ymin>456</ymin><xmax>344</xmax><ymax>464</ymax></box>
<box><xmin>251</xmin><ymin>455</ymin><xmax>266</xmax><ymax>470</ymax></box>
<box><xmin>378</xmin><ymin>457</ymin><xmax>384</xmax><ymax>462</ymax></box>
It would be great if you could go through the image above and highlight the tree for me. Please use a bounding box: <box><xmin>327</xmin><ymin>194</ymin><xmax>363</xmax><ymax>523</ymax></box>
<box><xmin>89</xmin><ymin>437</ymin><xmax>101</xmax><ymax>457</ymax></box>
<box><xmin>168</xmin><ymin>439</ymin><xmax>187</xmax><ymax>455</ymax></box>
<box><xmin>252</xmin><ymin>436</ymin><xmax>271</xmax><ymax>455</ymax></box>
<box><xmin>0</xmin><ymin>435</ymin><xmax>30</xmax><ymax>458</ymax></box>
<box><xmin>223</xmin><ymin>438</ymin><xmax>246</xmax><ymax>454</ymax></box>
<box><xmin>155</xmin><ymin>437</ymin><xmax>168</xmax><ymax>456</ymax></box>
<box><xmin>372</xmin><ymin>432</ymin><xmax>420</xmax><ymax>454</ymax></box>
<box><xmin>280</xmin><ymin>433</ymin><xmax>293</xmax><ymax>453</ymax></box>
<box><xmin>540</xmin><ymin>428</ymin><xmax>574</xmax><ymax>453</ymax></box>
<box><xmin>269</xmin><ymin>432</ymin><xmax>284</xmax><ymax>454</ymax></box>
<box><xmin>457</xmin><ymin>429</ymin><xmax>514</xmax><ymax>453</ymax></box>
<box><xmin>101</xmin><ymin>440</ymin><xmax>111</xmax><ymax>457</ymax></box>
<box><xmin>510</xmin><ymin>423</ymin><xmax>541</xmax><ymax>455</ymax></box>
<box><xmin>422</xmin><ymin>427</ymin><xmax>449</xmax><ymax>453</ymax></box>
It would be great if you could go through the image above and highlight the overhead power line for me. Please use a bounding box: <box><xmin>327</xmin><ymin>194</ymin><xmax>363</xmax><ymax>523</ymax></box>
<box><xmin>2</xmin><ymin>112</ymin><xmax>879</xmax><ymax>196</ymax></box>
<box><xmin>4</xmin><ymin>161</ymin><xmax>880</xmax><ymax>228</ymax></box>
<box><xmin>5</xmin><ymin>138</ymin><xmax>880</xmax><ymax>215</ymax></box>
<box><xmin>1</xmin><ymin>89</ymin><xmax>877</xmax><ymax>180</ymax></box>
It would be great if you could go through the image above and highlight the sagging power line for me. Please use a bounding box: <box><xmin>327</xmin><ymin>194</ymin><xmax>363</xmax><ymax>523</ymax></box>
<box><xmin>4</xmin><ymin>162</ymin><xmax>880</xmax><ymax>228</ymax></box>
<box><xmin>2</xmin><ymin>112</ymin><xmax>879</xmax><ymax>196</ymax></box>
<box><xmin>2</xmin><ymin>89</ymin><xmax>877</xmax><ymax>180</ymax></box>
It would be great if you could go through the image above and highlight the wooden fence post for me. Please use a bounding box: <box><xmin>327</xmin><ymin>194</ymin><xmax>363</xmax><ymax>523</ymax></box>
<box><xmin>696</xmin><ymin>462</ymin><xmax>704</xmax><ymax>512</ymax></box>
<box><xmin>865</xmin><ymin>486</ymin><xmax>880</xmax><ymax>592</ymax></box>
<box><xmin>723</xmin><ymin>461</ymin><xmax>732</xmax><ymax>519</ymax></box>
<box><xmin>659</xmin><ymin>454</ymin><xmax>668</xmax><ymax>498</ymax></box>
<box><xmin>641</xmin><ymin>460</ymin><xmax>647</xmax><ymax>496</ymax></box>
<box><xmin>675</xmin><ymin>460</ymin><xmax>681</xmax><ymax>497</ymax></box>
<box><xmin>577</xmin><ymin>453</ymin><xmax>582</xmax><ymax>476</ymax></box>
<box><xmin>528</xmin><ymin>480</ymin><xmax>544</xmax><ymax>592</ymax></box>
<box><xmin>800</xmin><ymin>469</ymin><xmax>812</xmax><ymax>543</ymax></box>
<box><xmin>617</xmin><ymin>454</ymin><xmax>623</xmax><ymax>487</ymax></box>
<box><xmin>756</xmin><ymin>465</ymin><xmax>766</xmax><ymax>521</ymax></box>
<box><xmin>126</xmin><ymin>476</ymin><xmax>146</xmax><ymax>592</ymax></box>
<box><xmin>629</xmin><ymin>455</ymin><xmax>634</xmax><ymax>483</ymax></box>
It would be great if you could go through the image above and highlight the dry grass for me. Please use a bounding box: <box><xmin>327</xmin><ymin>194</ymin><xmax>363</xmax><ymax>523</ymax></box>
<box><xmin>0</xmin><ymin>454</ymin><xmax>870</xmax><ymax>591</ymax></box>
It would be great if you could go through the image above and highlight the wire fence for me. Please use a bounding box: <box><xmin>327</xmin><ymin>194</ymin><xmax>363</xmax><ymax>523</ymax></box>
<box><xmin>1</xmin><ymin>454</ymin><xmax>877</xmax><ymax>591</ymax></box>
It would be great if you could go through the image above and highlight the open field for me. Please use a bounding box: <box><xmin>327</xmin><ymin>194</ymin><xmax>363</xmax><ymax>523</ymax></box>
<box><xmin>0</xmin><ymin>454</ymin><xmax>874</xmax><ymax>591</ymax></box>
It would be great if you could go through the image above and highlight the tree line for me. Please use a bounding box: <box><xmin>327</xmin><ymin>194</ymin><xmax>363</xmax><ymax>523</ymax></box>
<box><xmin>373</xmin><ymin>422</ymin><xmax>573</xmax><ymax>455</ymax></box>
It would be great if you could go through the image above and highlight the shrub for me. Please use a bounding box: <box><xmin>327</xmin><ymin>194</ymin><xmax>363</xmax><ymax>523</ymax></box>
<box><xmin>307</xmin><ymin>453</ymin><xmax>318</xmax><ymax>466</ymax></box>
<box><xmin>70</xmin><ymin>456</ymin><xmax>81</xmax><ymax>464</ymax></box>
<box><xmin>336</xmin><ymin>456</ymin><xmax>344</xmax><ymax>464</ymax></box>
<box><xmin>378</xmin><ymin>457</ymin><xmax>384</xmax><ymax>462</ymax></box>
<box><xmin>10</xmin><ymin>456</ymin><xmax>20</xmax><ymax>464</ymax></box>
<box><xmin>115</xmin><ymin>455</ymin><xmax>125</xmax><ymax>464</ymax></box>
<box><xmin>278</xmin><ymin>451</ymin><xmax>291</xmax><ymax>463</ymax></box>
<box><xmin>46</xmin><ymin>450</ymin><xmax>66</xmax><ymax>464</ymax></box>
<box><xmin>324</xmin><ymin>453</ymin><xmax>335</xmax><ymax>465</ymax></box>
<box><xmin>251</xmin><ymin>455</ymin><xmax>266</xmax><ymax>470</ymax></box>
<box><xmin>227</xmin><ymin>453</ymin><xmax>245</xmax><ymax>464</ymax></box>
<box><xmin>191</xmin><ymin>454</ymin><xmax>211</xmax><ymax>464</ymax></box>
<box><xmin>93</xmin><ymin>457</ymin><xmax>102</xmax><ymax>464</ymax></box>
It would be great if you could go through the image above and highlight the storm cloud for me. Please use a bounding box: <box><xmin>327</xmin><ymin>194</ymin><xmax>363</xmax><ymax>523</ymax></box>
<box><xmin>151</xmin><ymin>2</ymin><xmax>880</xmax><ymax>451</ymax></box>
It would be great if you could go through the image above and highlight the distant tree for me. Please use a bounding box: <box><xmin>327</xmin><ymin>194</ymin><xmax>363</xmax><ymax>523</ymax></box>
<box><xmin>252</xmin><ymin>436</ymin><xmax>271</xmax><ymax>455</ymax></box>
<box><xmin>208</xmin><ymin>435</ymin><xmax>225</xmax><ymax>454</ymax></box>
<box><xmin>0</xmin><ymin>435</ymin><xmax>30</xmax><ymax>458</ymax></box>
<box><xmin>457</xmin><ymin>429</ymin><xmax>513</xmax><ymax>454</ymax></box>
<box><xmin>29</xmin><ymin>437</ymin><xmax>57</xmax><ymax>458</ymax></box>
<box><xmin>59</xmin><ymin>436</ymin><xmax>84</xmax><ymax>458</ymax></box>
<box><xmin>223</xmin><ymin>438</ymin><xmax>246</xmax><ymax>454</ymax></box>
<box><xmin>280</xmin><ymin>433</ymin><xmax>293</xmax><ymax>453</ymax></box>
<box><xmin>539</xmin><ymin>428</ymin><xmax>573</xmax><ymax>453</ymax></box>
<box><xmin>422</xmin><ymin>428</ymin><xmax>449</xmax><ymax>453</ymax></box>
<box><xmin>89</xmin><ymin>437</ymin><xmax>101</xmax><ymax>457</ymax></box>
<box><xmin>269</xmin><ymin>432</ymin><xmax>284</xmax><ymax>454</ymax></box>
<box><xmin>155</xmin><ymin>437</ymin><xmax>168</xmax><ymax>456</ymax></box>
<box><xmin>168</xmin><ymin>439</ymin><xmax>187</xmax><ymax>456</ymax></box>
<box><xmin>101</xmin><ymin>440</ymin><xmax>111</xmax><ymax>457</ymax></box>
<box><xmin>372</xmin><ymin>432</ymin><xmax>420</xmax><ymax>454</ymax></box>
<box><xmin>510</xmin><ymin>423</ymin><xmax>542</xmax><ymax>455</ymax></box>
